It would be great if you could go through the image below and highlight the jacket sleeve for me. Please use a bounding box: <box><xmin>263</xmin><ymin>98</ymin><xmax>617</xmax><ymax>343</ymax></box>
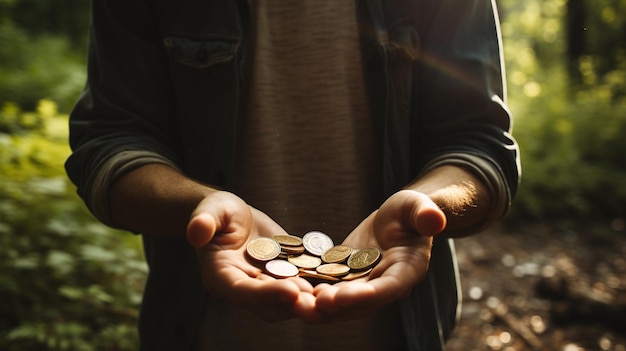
<box><xmin>65</xmin><ymin>0</ymin><xmax>181</xmax><ymax>207</ymax></box>
<box><xmin>413</xmin><ymin>0</ymin><xmax>521</xmax><ymax>208</ymax></box>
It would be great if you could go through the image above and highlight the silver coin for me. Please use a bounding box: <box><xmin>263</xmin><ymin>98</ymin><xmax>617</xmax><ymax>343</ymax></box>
<box><xmin>302</xmin><ymin>231</ymin><xmax>334</xmax><ymax>256</ymax></box>
<box><xmin>265</xmin><ymin>259</ymin><xmax>299</xmax><ymax>278</ymax></box>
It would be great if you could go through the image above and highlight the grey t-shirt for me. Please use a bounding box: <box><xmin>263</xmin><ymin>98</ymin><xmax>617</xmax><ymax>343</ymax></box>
<box><xmin>197</xmin><ymin>1</ymin><xmax>404</xmax><ymax>351</ymax></box>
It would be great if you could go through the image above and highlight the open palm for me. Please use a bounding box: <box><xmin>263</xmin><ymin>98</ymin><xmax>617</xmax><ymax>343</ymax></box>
<box><xmin>310</xmin><ymin>190</ymin><xmax>446</xmax><ymax>322</ymax></box>
<box><xmin>187</xmin><ymin>191</ymin><xmax>316</xmax><ymax>322</ymax></box>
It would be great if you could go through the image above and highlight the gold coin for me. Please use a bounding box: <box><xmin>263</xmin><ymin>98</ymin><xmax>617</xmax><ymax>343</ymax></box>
<box><xmin>272</xmin><ymin>235</ymin><xmax>303</xmax><ymax>246</ymax></box>
<box><xmin>342</xmin><ymin>268</ymin><xmax>373</xmax><ymax>281</ymax></box>
<box><xmin>321</xmin><ymin>245</ymin><xmax>352</xmax><ymax>263</ymax></box>
<box><xmin>281</xmin><ymin>245</ymin><xmax>305</xmax><ymax>255</ymax></box>
<box><xmin>265</xmin><ymin>259</ymin><xmax>299</xmax><ymax>278</ymax></box>
<box><xmin>246</xmin><ymin>237</ymin><xmax>281</xmax><ymax>262</ymax></box>
<box><xmin>347</xmin><ymin>247</ymin><xmax>381</xmax><ymax>271</ymax></box>
<box><xmin>302</xmin><ymin>231</ymin><xmax>334</xmax><ymax>256</ymax></box>
<box><xmin>298</xmin><ymin>269</ymin><xmax>341</xmax><ymax>283</ymax></box>
<box><xmin>288</xmin><ymin>254</ymin><xmax>322</xmax><ymax>269</ymax></box>
<box><xmin>316</xmin><ymin>263</ymin><xmax>350</xmax><ymax>277</ymax></box>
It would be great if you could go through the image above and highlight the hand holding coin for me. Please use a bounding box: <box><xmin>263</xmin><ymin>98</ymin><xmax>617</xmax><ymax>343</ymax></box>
<box><xmin>186</xmin><ymin>190</ymin><xmax>446</xmax><ymax>324</ymax></box>
<box><xmin>311</xmin><ymin>190</ymin><xmax>446</xmax><ymax>323</ymax></box>
<box><xmin>187</xmin><ymin>191</ymin><xmax>316</xmax><ymax>322</ymax></box>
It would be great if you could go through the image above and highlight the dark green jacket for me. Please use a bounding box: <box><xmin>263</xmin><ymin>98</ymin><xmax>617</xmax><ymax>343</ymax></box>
<box><xmin>66</xmin><ymin>0</ymin><xmax>520</xmax><ymax>350</ymax></box>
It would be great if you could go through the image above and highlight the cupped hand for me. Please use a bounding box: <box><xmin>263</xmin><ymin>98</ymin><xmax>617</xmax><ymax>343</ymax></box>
<box><xmin>186</xmin><ymin>191</ymin><xmax>316</xmax><ymax>322</ymax></box>
<box><xmin>310</xmin><ymin>190</ymin><xmax>446</xmax><ymax>322</ymax></box>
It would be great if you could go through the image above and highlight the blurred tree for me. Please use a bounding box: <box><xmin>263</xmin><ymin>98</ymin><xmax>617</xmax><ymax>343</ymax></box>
<box><xmin>0</xmin><ymin>0</ymin><xmax>89</xmax><ymax>111</ymax></box>
<box><xmin>499</xmin><ymin>0</ymin><xmax>626</xmax><ymax>222</ymax></box>
<box><xmin>566</xmin><ymin>0</ymin><xmax>586</xmax><ymax>80</ymax></box>
<box><xmin>0</xmin><ymin>0</ymin><xmax>90</xmax><ymax>49</ymax></box>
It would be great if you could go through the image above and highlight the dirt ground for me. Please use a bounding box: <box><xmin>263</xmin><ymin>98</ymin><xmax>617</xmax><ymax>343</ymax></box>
<box><xmin>445</xmin><ymin>220</ymin><xmax>626</xmax><ymax>351</ymax></box>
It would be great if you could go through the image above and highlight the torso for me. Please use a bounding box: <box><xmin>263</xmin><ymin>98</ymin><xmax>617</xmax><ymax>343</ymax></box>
<box><xmin>232</xmin><ymin>0</ymin><xmax>382</xmax><ymax>238</ymax></box>
<box><xmin>196</xmin><ymin>2</ymin><xmax>404</xmax><ymax>350</ymax></box>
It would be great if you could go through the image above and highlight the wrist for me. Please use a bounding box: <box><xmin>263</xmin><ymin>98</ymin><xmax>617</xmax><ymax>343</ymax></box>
<box><xmin>110</xmin><ymin>163</ymin><xmax>219</xmax><ymax>237</ymax></box>
<box><xmin>407</xmin><ymin>165</ymin><xmax>491</xmax><ymax>237</ymax></box>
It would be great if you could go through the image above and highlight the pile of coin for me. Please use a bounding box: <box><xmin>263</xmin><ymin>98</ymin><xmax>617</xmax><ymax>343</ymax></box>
<box><xmin>246</xmin><ymin>231</ymin><xmax>381</xmax><ymax>284</ymax></box>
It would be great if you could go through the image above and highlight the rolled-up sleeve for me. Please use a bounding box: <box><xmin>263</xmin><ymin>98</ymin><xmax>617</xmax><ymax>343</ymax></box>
<box><xmin>419</xmin><ymin>152</ymin><xmax>511</xmax><ymax>234</ymax></box>
<box><xmin>413</xmin><ymin>0</ymin><xmax>521</xmax><ymax>218</ymax></box>
<box><xmin>65</xmin><ymin>0</ymin><xmax>181</xmax><ymax>216</ymax></box>
<box><xmin>87</xmin><ymin>151</ymin><xmax>181</xmax><ymax>229</ymax></box>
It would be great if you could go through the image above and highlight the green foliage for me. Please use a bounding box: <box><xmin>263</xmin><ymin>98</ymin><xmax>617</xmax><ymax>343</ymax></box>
<box><xmin>0</xmin><ymin>0</ymin><xmax>91</xmax><ymax>49</ymax></box>
<box><xmin>0</xmin><ymin>0</ymin><xmax>90</xmax><ymax>112</ymax></box>
<box><xmin>0</xmin><ymin>22</ymin><xmax>87</xmax><ymax>112</ymax></box>
<box><xmin>0</xmin><ymin>100</ymin><xmax>146</xmax><ymax>351</ymax></box>
<box><xmin>499</xmin><ymin>0</ymin><xmax>626</xmax><ymax>222</ymax></box>
<box><xmin>581</xmin><ymin>0</ymin><xmax>626</xmax><ymax>84</ymax></box>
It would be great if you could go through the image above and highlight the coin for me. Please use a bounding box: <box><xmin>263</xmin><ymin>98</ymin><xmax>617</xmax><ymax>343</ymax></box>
<box><xmin>316</xmin><ymin>263</ymin><xmax>350</xmax><ymax>277</ymax></box>
<box><xmin>302</xmin><ymin>231</ymin><xmax>334</xmax><ymax>256</ymax></box>
<box><xmin>347</xmin><ymin>247</ymin><xmax>381</xmax><ymax>271</ymax></box>
<box><xmin>246</xmin><ymin>237</ymin><xmax>281</xmax><ymax>262</ymax></box>
<box><xmin>342</xmin><ymin>268</ymin><xmax>373</xmax><ymax>281</ymax></box>
<box><xmin>281</xmin><ymin>245</ymin><xmax>305</xmax><ymax>255</ymax></box>
<box><xmin>288</xmin><ymin>254</ymin><xmax>322</xmax><ymax>269</ymax></box>
<box><xmin>272</xmin><ymin>235</ymin><xmax>303</xmax><ymax>246</ymax></box>
<box><xmin>298</xmin><ymin>269</ymin><xmax>341</xmax><ymax>283</ymax></box>
<box><xmin>321</xmin><ymin>245</ymin><xmax>352</xmax><ymax>263</ymax></box>
<box><xmin>246</xmin><ymin>233</ymin><xmax>383</xmax><ymax>284</ymax></box>
<box><xmin>265</xmin><ymin>259</ymin><xmax>299</xmax><ymax>278</ymax></box>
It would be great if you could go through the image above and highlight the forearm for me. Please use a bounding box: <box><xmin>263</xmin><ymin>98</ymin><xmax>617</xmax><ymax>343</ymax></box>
<box><xmin>406</xmin><ymin>165</ymin><xmax>492</xmax><ymax>237</ymax></box>
<box><xmin>109</xmin><ymin>163</ymin><xmax>218</xmax><ymax>237</ymax></box>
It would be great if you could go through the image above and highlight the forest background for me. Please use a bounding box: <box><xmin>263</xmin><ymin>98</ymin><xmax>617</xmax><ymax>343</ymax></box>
<box><xmin>0</xmin><ymin>0</ymin><xmax>624</xmax><ymax>350</ymax></box>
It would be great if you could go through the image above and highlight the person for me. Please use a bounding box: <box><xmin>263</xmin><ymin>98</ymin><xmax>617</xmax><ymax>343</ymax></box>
<box><xmin>65</xmin><ymin>0</ymin><xmax>520</xmax><ymax>350</ymax></box>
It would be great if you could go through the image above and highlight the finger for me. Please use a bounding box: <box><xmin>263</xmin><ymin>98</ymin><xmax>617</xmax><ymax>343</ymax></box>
<box><xmin>230</xmin><ymin>276</ymin><xmax>302</xmax><ymax>309</ymax></box>
<box><xmin>187</xmin><ymin>212</ymin><xmax>216</xmax><ymax>247</ymax></box>
<box><xmin>293</xmin><ymin>292</ymin><xmax>323</xmax><ymax>323</ymax></box>
<box><xmin>314</xmin><ymin>282</ymin><xmax>376</xmax><ymax>314</ymax></box>
<box><xmin>249</xmin><ymin>207</ymin><xmax>290</xmax><ymax>237</ymax></box>
<box><xmin>285</xmin><ymin>277</ymin><xmax>315</xmax><ymax>294</ymax></box>
<box><xmin>327</xmin><ymin>278</ymin><xmax>407</xmax><ymax>323</ymax></box>
<box><xmin>415</xmin><ymin>204</ymin><xmax>446</xmax><ymax>236</ymax></box>
<box><xmin>312</xmin><ymin>283</ymin><xmax>340</xmax><ymax>313</ymax></box>
<box><xmin>313</xmin><ymin>281</ymin><xmax>380</xmax><ymax>322</ymax></box>
<box><xmin>407</xmin><ymin>192</ymin><xmax>446</xmax><ymax>236</ymax></box>
<box><xmin>331</xmin><ymin>281</ymin><xmax>377</xmax><ymax>308</ymax></box>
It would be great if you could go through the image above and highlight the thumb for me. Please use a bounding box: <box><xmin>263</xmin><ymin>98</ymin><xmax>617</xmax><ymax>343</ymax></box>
<box><xmin>408</xmin><ymin>192</ymin><xmax>447</xmax><ymax>237</ymax></box>
<box><xmin>187</xmin><ymin>212</ymin><xmax>217</xmax><ymax>247</ymax></box>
